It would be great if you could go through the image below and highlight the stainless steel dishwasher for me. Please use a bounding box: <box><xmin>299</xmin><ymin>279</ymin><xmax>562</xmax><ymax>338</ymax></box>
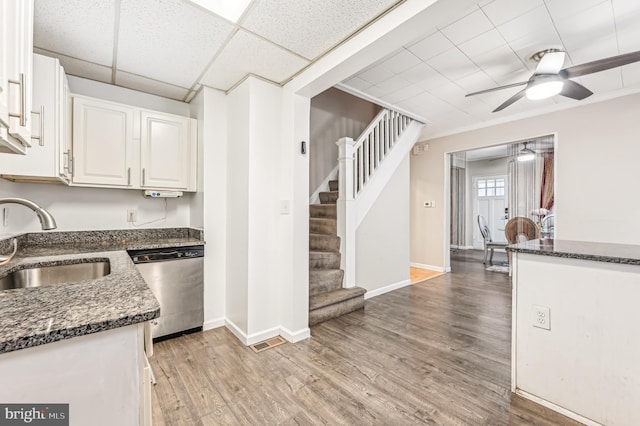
<box><xmin>128</xmin><ymin>245</ymin><xmax>204</xmax><ymax>340</ymax></box>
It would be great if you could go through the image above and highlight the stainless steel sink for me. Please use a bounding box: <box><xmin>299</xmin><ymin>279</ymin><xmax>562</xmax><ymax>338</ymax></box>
<box><xmin>0</xmin><ymin>261</ymin><xmax>110</xmax><ymax>290</ymax></box>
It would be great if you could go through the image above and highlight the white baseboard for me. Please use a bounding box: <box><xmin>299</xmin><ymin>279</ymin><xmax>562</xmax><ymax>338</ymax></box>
<box><xmin>410</xmin><ymin>262</ymin><xmax>447</xmax><ymax>272</ymax></box>
<box><xmin>451</xmin><ymin>245</ymin><xmax>474</xmax><ymax>250</ymax></box>
<box><xmin>280</xmin><ymin>326</ymin><xmax>310</xmax><ymax>343</ymax></box>
<box><xmin>203</xmin><ymin>317</ymin><xmax>225</xmax><ymax>331</ymax></box>
<box><xmin>225</xmin><ymin>319</ymin><xmax>310</xmax><ymax>346</ymax></box>
<box><xmin>309</xmin><ymin>165</ymin><xmax>339</xmax><ymax>204</ymax></box>
<box><xmin>364</xmin><ymin>279</ymin><xmax>411</xmax><ymax>300</ymax></box>
<box><xmin>515</xmin><ymin>390</ymin><xmax>601</xmax><ymax>426</ymax></box>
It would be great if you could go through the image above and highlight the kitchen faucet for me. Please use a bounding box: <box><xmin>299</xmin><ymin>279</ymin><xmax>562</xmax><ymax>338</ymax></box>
<box><xmin>0</xmin><ymin>198</ymin><xmax>57</xmax><ymax>266</ymax></box>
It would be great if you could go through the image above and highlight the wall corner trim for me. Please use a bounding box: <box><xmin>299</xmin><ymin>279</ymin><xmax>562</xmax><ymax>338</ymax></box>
<box><xmin>280</xmin><ymin>327</ymin><xmax>311</xmax><ymax>343</ymax></box>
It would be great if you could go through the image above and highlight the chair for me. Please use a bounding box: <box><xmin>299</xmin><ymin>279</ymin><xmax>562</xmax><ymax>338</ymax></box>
<box><xmin>505</xmin><ymin>217</ymin><xmax>540</xmax><ymax>244</ymax></box>
<box><xmin>477</xmin><ymin>215</ymin><xmax>508</xmax><ymax>265</ymax></box>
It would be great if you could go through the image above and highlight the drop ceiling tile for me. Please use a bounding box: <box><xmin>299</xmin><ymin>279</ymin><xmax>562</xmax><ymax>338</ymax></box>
<box><xmin>468</xmin><ymin>44</ymin><xmax>525</xmax><ymax>82</ymax></box>
<box><xmin>357</xmin><ymin>64</ymin><xmax>395</xmax><ymax>85</ymax></box>
<box><xmin>415</xmin><ymin>70</ymin><xmax>454</xmax><ymax>92</ymax></box>
<box><xmin>455</xmin><ymin>71</ymin><xmax>499</xmax><ymax>93</ymax></box>
<box><xmin>579</xmin><ymin>69</ymin><xmax>623</xmax><ymax>93</ymax></box>
<box><xmin>497</xmin><ymin>5</ymin><xmax>555</xmax><ymax>43</ymax></box>
<box><xmin>568</xmin><ymin>35</ymin><xmax>618</xmax><ymax>64</ymax></box>
<box><xmin>621</xmin><ymin>63</ymin><xmax>640</xmax><ymax>87</ymax></box>
<box><xmin>380</xmin><ymin>49</ymin><xmax>423</xmax><ymax>75</ymax></box>
<box><xmin>342</xmin><ymin>76</ymin><xmax>373</xmax><ymax>91</ymax></box>
<box><xmin>117</xmin><ymin>0</ymin><xmax>234</xmax><ymax>89</ymax></box>
<box><xmin>362</xmin><ymin>85</ymin><xmax>389</xmax><ymax>99</ymax></box>
<box><xmin>481</xmin><ymin>0</ymin><xmax>542</xmax><ymax>26</ymax></box>
<box><xmin>441</xmin><ymin>9</ymin><xmax>494</xmax><ymax>45</ymax></box>
<box><xmin>241</xmin><ymin>0</ymin><xmax>398</xmax><ymax>60</ymax></box>
<box><xmin>34</xmin><ymin>49</ymin><xmax>113</xmax><ymax>83</ymax></box>
<box><xmin>612</xmin><ymin>0</ymin><xmax>640</xmax><ymax>18</ymax></box>
<box><xmin>407</xmin><ymin>32</ymin><xmax>455</xmax><ymax>62</ymax></box>
<box><xmin>458</xmin><ymin>29</ymin><xmax>507</xmax><ymax>59</ymax></box>
<box><xmin>375</xmin><ymin>75</ymin><xmax>412</xmax><ymax>95</ymax></box>
<box><xmin>507</xmin><ymin>31</ymin><xmax>564</xmax><ymax>70</ymax></box>
<box><xmin>399</xmin><ymin>63</ymin><xmax>441</xmax><ymax>85</ymax></box>
<box><xmin>553</xmin><ymin>2</ymin><xmax>616</xmax><ymax>51</ymax></box>
<box><xmin>189</xmin><ymin>0</ymin><xmax>252</xmax><ymax>23</ymax></box>
<box><xmin>427</xmin><ymin>48</ymin><xmax>480</xmax><ymax>81</ymax></box>
<box><xmin>616</xmin><ymin>17</ymin><xmax>640</xmax><ymax>53</ymax></box>
<box><xmin>34</xmin><ymin>0</ymin><xmax>114</xmax><ymax>66</ymax></box>
<box><xmin>382</xmin><ymin>84</ymin><xmax>424</xmax><ymax>104</ymax></box>
<box><xmin>545</xmin><ymin>0</ymin><xmax>609</xmax><ymax>21</ymax></box>
<box><xmin>115</xmin><ymin>71</ymin><xmax>190</xmax><ymax>101</ymax></box>
<box><xmin>200</xmin><ymin>30</ymin><xmax>309</xmax><ymax>90</ymax></box>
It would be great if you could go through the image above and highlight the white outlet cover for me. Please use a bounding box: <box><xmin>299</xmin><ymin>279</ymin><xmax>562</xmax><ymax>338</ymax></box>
<box><xmin>532</xmin><ymin>305</ymin><xmax>550</xmax><ymax>330</ymax></box>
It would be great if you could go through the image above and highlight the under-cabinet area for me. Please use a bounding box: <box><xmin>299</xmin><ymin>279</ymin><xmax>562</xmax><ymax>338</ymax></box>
<box><xmin>0</xmin><ymin>53</ymin><xmax>198</xmax><ymax>192</ymax></box>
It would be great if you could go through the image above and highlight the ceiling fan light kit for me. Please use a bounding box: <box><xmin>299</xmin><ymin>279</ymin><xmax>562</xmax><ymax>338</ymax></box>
<box><xmin>465</xmin><ymin>49</ymin><xmax>640</xmax><ymax>112</ymax></box>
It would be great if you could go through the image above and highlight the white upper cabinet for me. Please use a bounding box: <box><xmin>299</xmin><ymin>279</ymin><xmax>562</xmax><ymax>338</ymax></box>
<box><xmin>0</xmin><ymin>54</ymin><xmax>72</xmax><ymax>182</ymax></box>
<box><xmin>72</xmin><ymin>96</ymin><xmax>135</xmax><ymax>187</ymax></box>
<box><xmin>140</xmin><ymin>111</ymin><xmax>195</xmax><ymax>190</ymax></box>
<box><xmin>71</xmin><ymin>95</ymin><xmax>197</xmax><ymax>191</ymax></box>
<box><xmin>0</xmin><ymin>0</ymin><xmax>34</xmax><ymax>154</ymax></box>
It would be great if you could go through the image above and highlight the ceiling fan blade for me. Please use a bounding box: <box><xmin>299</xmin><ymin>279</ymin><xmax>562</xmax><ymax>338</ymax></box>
<box><xmin>560</xmin><ymin>79</ymin><xmax>593</xmax><ymax>100</ymax></box>
<box><xmin>535</xmin><ymin>51</ymin><xmax>565</xmax><ymax>74</ymax></box>
<box><xmin>493</xmin><ymin>89</ymin><xmax>526</xmax><ymax>112</ymax></box>
<box><xmin>561</xmin><ymin>50</ymin><xmax>640</xmax><ymax>78</ymax></box>
<box><xmin>465</xmin><ymin>81</ymin><xmax>527</xmax><ymax>97</ymax></box>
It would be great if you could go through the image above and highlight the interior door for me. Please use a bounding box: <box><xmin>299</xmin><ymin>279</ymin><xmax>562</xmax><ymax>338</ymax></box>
<box><xmin>473</xmin><ymin>175</ymin><xmax>508</xmax><ymax>246</ymax></box>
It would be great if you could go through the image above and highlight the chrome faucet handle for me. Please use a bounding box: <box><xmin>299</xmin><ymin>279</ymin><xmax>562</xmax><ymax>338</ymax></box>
<box><xmin>0</xmin><ymin>238</ymin><xmax>18</xmax><ymax>266</ymax></box>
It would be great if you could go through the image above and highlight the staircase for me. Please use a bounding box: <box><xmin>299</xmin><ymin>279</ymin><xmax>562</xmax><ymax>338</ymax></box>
<box><xmin>309</xmin><ymin>179</ymin><xmax>366</xmax><ymax>325</ymax></box>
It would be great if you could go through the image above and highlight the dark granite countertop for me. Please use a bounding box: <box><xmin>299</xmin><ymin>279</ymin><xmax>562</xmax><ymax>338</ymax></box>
<box><xmin>0</xmin><ymin>228</ymin><xmax>204</xmax><ymax>354</ymax></box>
<box><xmin>507</xmin><ymin>239</ymin><xmax>640</xmax><ymax>265</ymax></box>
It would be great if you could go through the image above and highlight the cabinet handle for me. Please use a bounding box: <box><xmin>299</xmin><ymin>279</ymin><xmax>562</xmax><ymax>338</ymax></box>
<box><xmin>30</xmin><ymin>106</ymin><xmax>44</xmax><ymax>146</ymax></box>
<box><xmin>142</xmin><ymin>168</ymin><xmax>146</xmax><ymax>186</ymax></box>
<box><xmin>127</xmin><ymin>168</ymin><xmax>131</xmax><ymax>186</ymax></box>
<box><xmin>8</xmin><ymin>73</ymin><xmax>26</xmax><ymax>126</ymax></box>
<box><xmin>63</xmin><ymin>149</ymin><xmax>72</xmax><ymax>174</ymax></box>
<box><xmin>71</xmin><ymin>156</ymin><xmax>75</xmax><ymax>176</ymax></box>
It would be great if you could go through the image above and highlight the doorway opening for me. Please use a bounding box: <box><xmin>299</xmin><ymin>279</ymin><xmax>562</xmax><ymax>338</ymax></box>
<box><xmin>448</xmin><ymin>135</ymin><xmax>555</xmax><ymax>271</ymax></box>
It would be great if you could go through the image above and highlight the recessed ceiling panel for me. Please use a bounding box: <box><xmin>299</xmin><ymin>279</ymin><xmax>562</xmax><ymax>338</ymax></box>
<box><xmin>34</xmin><ymin>49</ymin><xmax>113</xmax><ymax>84</ymax></box>
<box><xmin>116</xmin><ymin>71</ymin><xmax>190</xmax><ymax>101</ymax></box>
<box><xmin>200</xmin><ymin>30</ymin><xmax>309</xmax><ymax>90</ymax></box>
<box><xmin>241</xmin><ymin>0</ymin><xmax>399</xmax><ymax>60</ymax></box>
<box><xmin>117</xmin><ymin>0</ymin><xmax>235</xmax><ymax>88</ymax></box>
<box><xmin>34</xmin><ymin>0</ymin><xmax>115</xmax><ymax>66</ymax></box>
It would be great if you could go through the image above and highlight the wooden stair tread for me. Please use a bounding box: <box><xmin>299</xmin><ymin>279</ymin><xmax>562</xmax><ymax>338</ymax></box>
<box><xmin>309</xmin><ymin>287</ymin><xmax>366</xmax><ymax>311</ymax></box>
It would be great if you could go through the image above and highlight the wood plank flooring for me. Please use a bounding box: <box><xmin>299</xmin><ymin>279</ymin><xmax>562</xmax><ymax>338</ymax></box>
<box><xmin>409</xmin><ymin>267</ymin><xmax>444</xmax><ymax>284</ymax></box>
<box><xmin>150</xmin><ymin>251</ymin><xmax>581</xmax><ymax>425</ymax></box>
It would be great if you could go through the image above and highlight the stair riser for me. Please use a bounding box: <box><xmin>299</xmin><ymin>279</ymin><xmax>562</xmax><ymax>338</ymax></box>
<box><xmin>309</xmin><ymin>270</ymin><xmax>343</xmax><ymax>296</ymax></box>
<box><xmin>319</xmin><ymin>192</ymin><xmax>338</xmax><ymax>204</ymax></box>
<box><xmin>309</xmin><ymin>296</ymin><xmax>365</xmax><ymax>326</ymax></box>
<box><xmin>309</xmin><ymin>252</ymin><xmax>340</xmax><ymax>269</ymax></box>
<box><xmin>309</xmin><ymin>218</ymin><xmax>336</xmax><ymax>235</ymax></box>
<box><xmin>310</xmin><ymin>205</ymin><xmax>336</xmax><ymax>219</ymax></box>
<box><xmin>328</xmin><ymin>180</ymin><xmax>339</xmax><ymax>192</ymax></box>
<box><xmin>309</xmin><ymin>235</ymin><xmax>340</xmax><ymax>252</ymax></box>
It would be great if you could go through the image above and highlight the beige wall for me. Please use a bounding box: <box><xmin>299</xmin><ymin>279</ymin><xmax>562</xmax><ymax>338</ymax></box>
<box><xmin>411</xmin><ymin>92</ymin><xmax>640</xmax><ymax>269</ymax></box>
<box><xmin>309</xmin><ymin>88</ymin><xmax>380</xmax><ymax>194</ymax></box>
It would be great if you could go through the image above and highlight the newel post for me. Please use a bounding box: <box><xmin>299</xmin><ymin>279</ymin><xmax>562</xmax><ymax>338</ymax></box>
<box><xmin>336</xmin><ymin>137</ymin><xmax>356</xmax><ymax>288</ymax></box>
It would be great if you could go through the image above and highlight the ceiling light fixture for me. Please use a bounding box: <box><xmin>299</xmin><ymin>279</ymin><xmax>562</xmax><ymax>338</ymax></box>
<box><xmin>525</xmin><ymin>75</ymin><xmax>564</xmax><ymax>100</ymax></box>
<box><xmin>517</xmin><ymin>142</ymin><xmax>536</xmax><ymax>162</ymax></box>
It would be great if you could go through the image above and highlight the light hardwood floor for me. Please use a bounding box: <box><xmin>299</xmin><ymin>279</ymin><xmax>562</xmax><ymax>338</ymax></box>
<box><xmin>150</xmin><ymin>252</ymin><xmax>580</xmax><ymax>425</ymax></box>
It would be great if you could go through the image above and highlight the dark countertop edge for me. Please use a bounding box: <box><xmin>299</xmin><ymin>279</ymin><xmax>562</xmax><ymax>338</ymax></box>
<box><xmin>0</xmin><ymin>308</ymin><xmax>160</xmax><ymax>355</ymax></box>
<box><xmin>506</xmin><ymin>239</ymin><xmax>640</xmax><ymax>266</ymax></box>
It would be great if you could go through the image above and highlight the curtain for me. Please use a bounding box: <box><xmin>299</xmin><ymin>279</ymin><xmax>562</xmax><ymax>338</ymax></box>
<box><xmin>540</xmin><ymin>154</ymin><xmax>554</xmax><ymax>210</ymax></box>
<box><xmin>450</xmin><ymin>164</ymin><xmax>466</xmax><ymax>247</ymax></box>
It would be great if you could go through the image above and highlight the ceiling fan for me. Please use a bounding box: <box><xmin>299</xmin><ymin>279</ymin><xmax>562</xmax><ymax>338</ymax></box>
<box><xmin>466</xmin><ymin>49</ymin><xmax>640</xmax><ymax>112</ymax></box>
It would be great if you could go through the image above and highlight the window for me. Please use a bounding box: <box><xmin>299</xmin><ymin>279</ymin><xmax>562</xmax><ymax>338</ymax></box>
<box><xmin>477</xmin><ymin>178</ymin><xmax>505</xmax><ymax>197</ymax></box>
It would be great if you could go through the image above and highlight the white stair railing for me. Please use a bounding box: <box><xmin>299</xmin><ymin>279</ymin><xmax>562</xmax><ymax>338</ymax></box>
<box><xmin>336</xmin><ymin>108</ymin><xmax>423</xmax><ymax>287</ymax></box>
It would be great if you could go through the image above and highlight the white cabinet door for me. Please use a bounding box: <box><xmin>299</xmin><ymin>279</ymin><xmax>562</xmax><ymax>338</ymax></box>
<box><xmin>73</xmin><ymin>96</ymin><xmax>134</xmax><ymax>186</ymax></box>
<box><xmin>0</xmin><ymin>1</ymin><xmax>10</xmax><ymax>129</ymax></box>
<box><xmin>5</xmin><ymin>0</ymin><xmax>33</xmax><ymax>147</ymax></box>
<box><xmin>0</xmin><ymin>54</ymin><xmax>71</xmax><ymax>182</ymax></box>
<box><xmin>140</xmin><ymin>111</ymin><xmax>193</xmax><ymax>190</ymax></box>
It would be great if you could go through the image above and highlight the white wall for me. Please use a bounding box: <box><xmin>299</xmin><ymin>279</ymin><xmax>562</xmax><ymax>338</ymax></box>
<box><xmin>190</xmin><ymin>86</ymin><xmax>227</xmax><ymax>329</ymax></box>
<box><xmin>411</xmin><ymin>93</ymin><xmax>640</xmax><ymax>269</ymax></box>
<box><xmin>356</xmin><ymin>155</ymin><xmax>410</xmax><ymax>293</ymax></box>
<box><xmin>309</xmin><ymin>88</ymin><xmax>380</xmax><ymax>193</ymax></box>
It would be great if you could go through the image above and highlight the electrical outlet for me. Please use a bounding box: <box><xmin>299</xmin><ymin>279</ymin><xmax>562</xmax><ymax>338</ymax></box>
<box><xmin>532</xmin><ymin>305</ymin><xmax>550</xmax><ymax>330</ymax></box>
<box><xmin>127</xmin><ymin>209</ymin><xmax>137</xmax><ymax>223</ymax></box>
